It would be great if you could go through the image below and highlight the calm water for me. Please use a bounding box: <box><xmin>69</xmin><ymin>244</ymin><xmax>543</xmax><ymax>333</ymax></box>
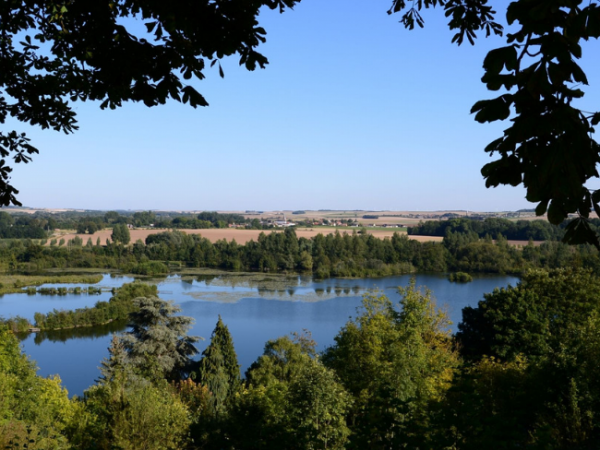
<box><xmin>2</xmin><ymin>273</ymin><xmax>519</xmax><ymax>396</ymax></box>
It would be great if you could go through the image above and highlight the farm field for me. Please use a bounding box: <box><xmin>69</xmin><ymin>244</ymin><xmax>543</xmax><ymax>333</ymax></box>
<box><xmin>242</xmin><ymin>209</ymin><xmax>547</xmax><ymax>228</ymax></box>
<box><xmin>50</xmin><ymin>227</ymin><xmax>445</xmax><ymax>246</ymax></box>
<box><xmin>50</xmin><ymin>227</ymin><xmax>540</xmax><ymax>247</ymax></box>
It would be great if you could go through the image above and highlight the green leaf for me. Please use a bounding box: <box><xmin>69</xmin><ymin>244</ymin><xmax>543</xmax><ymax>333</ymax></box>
<box><xmin>483</xmin><ymin>46</ymin><xmax>517</xmax><ymax>74</ymax></box>
<box><xmin>572</xmin><ymin>64</ymin><xmax>588</xmax><ymax>84</ymax></box>
<box><xmin>471</xmin><ymin>95</ymin><xmax>513</xmax><ymax>123</ymax></box>
<box><xmin>563</xmin><ymin>217</ymin><xmax>600</xmax><ymax>249</ymax></box>
<box><xmin>547</xmin><ymin>201</ymin><xmax>565</xmax><ymax>225</ymax></box>
<box><xmin>535</xmin><ymin>200</ymin><xmax>549</xmax><ymax>216</ymax></box>
<box><xmin>145</xmin><ymin>22</ymin><xmax>157</xmax><ymax>33</ymax></box>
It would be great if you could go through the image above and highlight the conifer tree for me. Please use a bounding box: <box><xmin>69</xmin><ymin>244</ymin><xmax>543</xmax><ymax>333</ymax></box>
<box><xmin>98</xmin><ymin>335</ymin><xmax>130</xmax><ymax>384</ymax></box>
<box><xmin>121</xmin><ymin>296</ymin><xmax>199</xmax><ymax>381</ymax></box>
<box><xmin>196</xmin><ymin>315</ymin><xmax>241</xmax><ymax>413</ymax></box>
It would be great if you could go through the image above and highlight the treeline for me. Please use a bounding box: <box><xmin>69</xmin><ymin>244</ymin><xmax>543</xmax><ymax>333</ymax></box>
<box><xmin>3</xmin><ymin>227</ymin><xmax>600</xmax><ymax>277</ymax></box>
<box><xmin>0</xmin><ymin>211</ymin><xmax>48</xmax><ymax>238</ymax></box>
<box><xmin>34</xmin><ymin>286</ymin><xmax>102</xmax><ymax>295</ymax></box>
<box><xmin>408</xmin><ymin>217</ymin><xmax>566</xmax><ymax>240</ymax></box>
<box><xmin>3</xmin><ymin>269</ymin><xmax>600</xmax><ymax>448</ymax></box>
<box><xmin>68</xmin><ymin>210</ymin><xmax>253</xmax><ymax>233</ymax></box>
<box><xmin>3</xmin><ymin>209</ymin><xmax>264</xmax><ymax>234</ymax></box>
<box><xmin>34</xmin><ymin>283</ymin><xmax>157</xmax><ymax>331</ymax></box>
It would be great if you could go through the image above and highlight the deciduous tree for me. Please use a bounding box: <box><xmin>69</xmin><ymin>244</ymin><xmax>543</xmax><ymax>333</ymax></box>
<box><xmin>323</xmin><ymin>284</ymin><xmax>458</xmax><ymax>449</ymax></box>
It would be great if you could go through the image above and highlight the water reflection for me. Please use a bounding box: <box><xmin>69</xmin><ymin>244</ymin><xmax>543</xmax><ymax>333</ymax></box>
<box><xmin>22</xmin><ymin>320</ymin><xmax>128</xmax><ymax>345</ymax></box>
<box><xmin>10</xmin><ymin>271</ymin><xmax>520</xmax><ymax>397</ymax></box>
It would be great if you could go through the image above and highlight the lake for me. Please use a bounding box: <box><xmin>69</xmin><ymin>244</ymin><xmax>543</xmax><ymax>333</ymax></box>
<box><xmin>1</xmin><ymin>272</ymin><xmax>519</xmax><ymax>396</ymax></box>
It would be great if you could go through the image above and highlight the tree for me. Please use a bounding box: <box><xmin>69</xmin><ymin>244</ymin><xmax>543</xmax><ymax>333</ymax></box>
<box><xmin>111</xmin><ymin>223</ymin><xmax>130</xmax><ymax>245</ymax></box>
<box><xmin>457</xmin><ymin>268</ymin><xmax>600</xmax><ymax>362</ymax></box>
<box><xmin>85</xmin><ymin>335</ymin><xmax>192</xmax><ymax>450</ymax></box>
<box><xmin>120</xmin><ymin>295</ymin><xmax>199</xmax><ymax>381</ymax></box>
<box><xmin>121</xmin><ymin>224</ymin><xmax>131</xmax><ymax>244</ymax></box>
<box><xmin>226</xmin><ymin>333</ymin><xmax>351</xmax><ymax>450</ymax></box>
<box><xmin>1</xmin><ymin>0</ymin><xmax>299</xmax><ymax>205</ymax></box>
<box><xmin>453</xmin><ymin>269</ymin><xmax>600</xmax><ymax>448</ymax></box>
<box><xmin>0</xmin><ymin>330</ymin><xmax>76</xmax><ymax>449</ymax></box>
<box><xmin>384</xmin><ymin>1</ymin><xmax>600</xmax><ymax>245</ymax></box>
<box><xmin>195</xmin><ymin>315</ymin><xmax>241</xmax><ymax>414</ymax></box>
<box><xmin>322</xmin><ymin>284</ymin><xmax>458</xmax><ymax>449</ymax></box>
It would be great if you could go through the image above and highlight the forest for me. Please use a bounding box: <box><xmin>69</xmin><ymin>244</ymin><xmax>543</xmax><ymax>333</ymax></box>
<box><xmin>2</xmin><ymin>224</ymin><xmax>600</xmax><ymax>280</ymax></box>
<box><xmin>2</xmin><ymin>268</ymin><xmax>600</xmax><ymax>449</ymax></box>
<box><xmin>407</xmin><ymin>217</ymin><xmax>569</xmax><ymax>241</ymax></box>
<box><xmin>0</xmin><ymin>211</ymin><xmax>265</xmax><ymax>239</ymax></box>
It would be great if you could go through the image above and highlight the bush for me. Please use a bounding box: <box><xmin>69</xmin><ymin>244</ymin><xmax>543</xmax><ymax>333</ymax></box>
<box><xmin>129</xmin><ymin>261</ymin><xmax>169</xmax><ymax>276</ymax></box>
<box><xmin>448</xmin><ymin>272</ymin><xmax>473</xmax><ymax>283</ymax></box>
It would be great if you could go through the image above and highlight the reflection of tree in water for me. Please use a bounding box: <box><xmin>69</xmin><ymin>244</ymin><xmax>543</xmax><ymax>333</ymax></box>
<box><xmin>287</xmin><ymin>288</ymin><xmax>295</xmax><ymax>297</ymax></box>
<box><xmin>193</xmin><ymin>274</ymin><xmax>218</xmax><ymax>285</ymax></box>
<box><xmin>194</xmin><ymin>273</ymin><xmax>306</xmax><ymax>291</ymax></box>
<box><xmin>352</xmin><ymin>286</ymin><xmax>361</xmax><ymax>295</ymax></box>
<box><xmin>32</xmin><ymin>320</ymin><xmax>127</xmax><ymax>345</ymax></box>
<box><xmin>180</xmin><ymin>277</ymin><xmax>196</xmax><ymax>291</ymax></box>
<box><xmin>257</xmin><ymin>286</ymin><xmax>272</xmax><ymax>296</ymax></box>
<box><xmin>315</xmin><ymin>288</ymin><xmax>324</xmax><ymax>297</ymax></box>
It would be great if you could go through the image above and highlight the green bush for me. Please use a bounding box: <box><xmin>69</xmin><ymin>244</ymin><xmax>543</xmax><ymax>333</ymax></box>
<box><xmin>448</xmin><ymin>272</ymin><xmax>473</xmax><ymax>283</ymax></box>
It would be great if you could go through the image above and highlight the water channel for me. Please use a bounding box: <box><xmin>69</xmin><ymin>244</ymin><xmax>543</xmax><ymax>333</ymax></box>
<box><xmin>1</xmin><ymin>272</ymin><xmax>519</xmax><ymax>396</ymax></box>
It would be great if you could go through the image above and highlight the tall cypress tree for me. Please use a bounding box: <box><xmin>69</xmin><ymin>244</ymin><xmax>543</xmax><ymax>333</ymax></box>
<box><xmin>197</xmin><ymin>315</ymin><xmax>240</xmax><ymax>413</ymax></box>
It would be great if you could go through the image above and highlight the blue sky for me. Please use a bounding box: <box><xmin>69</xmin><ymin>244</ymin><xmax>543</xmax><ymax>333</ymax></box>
<box><xmin>8</xmin><ymin>0</ymin><xmax>600</xmax><ymax>211</ymax></box>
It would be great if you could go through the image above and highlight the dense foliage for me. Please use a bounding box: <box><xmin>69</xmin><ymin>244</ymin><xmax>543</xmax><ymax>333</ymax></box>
<box><xmin>408</xmin><ymin>217</ymin><xmax>565</xmax><ymax>240</ymax></box>
<box><xmin>0</xmin><ymin>212</ymin><xmax>47</xmax><ymax>239</ymax></box>
<box><xmin>4</xmin><ymin>269</ymin><xmax>600</xmax><ymax>448</ymax></box>
<box><xmin>0</xmin><ymin>330</ymin><xmax>76</xmax><ymax>449</ymax></box>
<box><xmin>3</xmin><ymin>226</ymin><xmax>600</xmax><ymax>281</ymax></box>
<box><xmin>458</xmin><ymin>268</ymin><xmax>600</xmax><ymax>362</ymax></box>
<box><xmin>448</xmin><ymin>271</ymin><xmax>473</xmax><ymax>283</ymax></box>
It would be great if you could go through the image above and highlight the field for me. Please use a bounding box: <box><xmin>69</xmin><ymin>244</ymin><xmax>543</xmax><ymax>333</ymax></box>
<box><xmin>245</xmin><ymin>209</ymin><xmax>546</xmax><ymax>228</ymax></box>
<box><xmin>50</xmin><ymin>227</ymin><xmax>445</xmax><ymax>246</ymax></box>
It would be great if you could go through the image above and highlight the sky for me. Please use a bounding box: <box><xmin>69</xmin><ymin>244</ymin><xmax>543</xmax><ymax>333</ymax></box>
<box><xmin>7</xmin><ymin>0</ymin><xmax>600</xmax><ymax>212</ymax></box>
